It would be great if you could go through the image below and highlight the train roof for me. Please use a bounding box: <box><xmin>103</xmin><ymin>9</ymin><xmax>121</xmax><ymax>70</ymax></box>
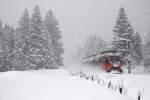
<box><xmin>81</xmin><ymin>50</ymin><xmax>121</xmax><ymax>63</ymax></box>
<box><xmin>100</xmin><ymin>50</ymin><xmax>117</xmax><ymax>54</ymax></box>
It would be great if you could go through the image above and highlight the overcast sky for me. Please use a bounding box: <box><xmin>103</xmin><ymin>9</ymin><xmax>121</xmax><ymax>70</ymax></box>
<box><xmin>0</xmin><ymin>0</ymin><xmax>150</xmax><ymax>63</ymax></box>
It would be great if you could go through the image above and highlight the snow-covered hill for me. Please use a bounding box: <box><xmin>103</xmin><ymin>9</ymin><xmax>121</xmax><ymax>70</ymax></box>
<box><xmin>0</xmin><ymin>69</ymin><xmax>134</xmax><ymax>100</ymax></box>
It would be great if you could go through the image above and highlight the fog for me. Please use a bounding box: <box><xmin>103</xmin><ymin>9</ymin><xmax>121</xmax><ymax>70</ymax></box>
<box><xmin>0</xmin><ymin>0</ymin><xmax>150</xmax><ymax>64</ymax></box>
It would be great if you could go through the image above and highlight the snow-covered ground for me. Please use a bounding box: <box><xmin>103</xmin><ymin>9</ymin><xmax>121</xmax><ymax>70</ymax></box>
<box><xmin>67</xmin><ymin>63</ymin><xmax>150</xmax><ymax>100</ymax></box>
<box><xmin>0</xmin><ymin>68</ymin><xmax>134</xmax><ymax>100</ymax></box>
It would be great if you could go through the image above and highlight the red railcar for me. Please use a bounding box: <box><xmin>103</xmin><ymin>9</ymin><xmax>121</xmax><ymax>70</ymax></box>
<box><xmin>100</xmin><ymin>50</ymin><xmax>124</xmax><ymax>73</ymax></box>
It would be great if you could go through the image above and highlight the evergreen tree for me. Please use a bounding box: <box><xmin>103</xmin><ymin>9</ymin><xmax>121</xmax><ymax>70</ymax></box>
<box><xmin>96</xmin><ymin>37</ymin><xmax>107</xmax><ymax>54</ymax></box>
<box><xmin>29</xmin><ymin>6</ymin><xmax>56</xmax><ymax>69</ymax></box>
<box><xmin>79</xmin><ymin>34</ymin><xmax>107</xmax><ymax>59</ymax></box>
<box><xmin>31</xmin><ymin>6</ymin><xmax>43</xmax><ymax>34</ymax></box>
<box><xmin>15</xmin><ymin>8</ymin><xmax>31</xmax><ymax>70</ymax></box>
<box><xmin>0</xmin><ymin>24</ymin><xmax>15</xmax><ymax>71</ymax></box>
<box><xmin>131</xmin><ymin>32</ymin><xmax>143</xmax><ymax>65</ymax></box>
<box><xmin>0</xmin><ymin>20</ymin><xmax>4</xmax><ymax>71</ymax></box>
<box><xmin>6</xmin><ymin>26</ymin><xmax>16</xmax><ymax>70</ymax></box>
<box><xmin>112</xmin><ymin>7</ymin><xmax>134</xmax><ymax>57</ymax></box>
<box><xmin>0</xmin><ymin>6</ymin><xmax>62</xmax><ymax>71</ymax></box>
<box><xmin>44</xmin><ymin>10</ymin><xmax>64</xmax><ymax>66</ymax></box>
<box><xmin>143</xmin><ymin>32</ymin><xmax>150</xmax><ymax>69</ymax></box>
<box><xmin>84</xmin><ymin>35</ymin><xmax>98</xmax><ymax>57</ymax></box>
<box><xmin>112</xmin><ymin>7</ymin><xmax>134</xmax><ymax>73</ymax></box>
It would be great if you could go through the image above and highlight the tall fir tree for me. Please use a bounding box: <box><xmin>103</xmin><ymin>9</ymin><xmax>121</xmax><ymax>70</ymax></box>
<box><xmin>15</xmin><ymin>8</ymin><xmax>31</xmax><ymax>70</ymax></box>
<box><xmin>29</xmin><ymin>6</ymin><xmax>56</xmax><ymax>69</ymax></box>
<box><xmin>0</xmin><ymin>6</ymin><xmax>63</xmax><ymax>71</ymax></box>
<box><xmin>112</xmin><ymin>7</ymin><xmax>134</xmax><ymax>56</ymax></box>
<box><xmin>6</xmin><ymin>26</ymin><xmax>16</xmax><ymax>70</ymax></box>
<box><xmin>0</xmin><ymin>22</ymin><xmax>8</xmax><ymax>71</ymax></box>
<box><xmin>131</xmin><ymin>32</ymin><xmax>143</xmax><ymax>65</ymax></box>
<box><xmin>44</xmin><ymin>10</ymin><xmax>64</xmax><ymax>66</ymax></box>
<box><xmin>112</xmin><ymin>7</ymin><xmax>134</xmax><ymax>73</ymax></box>
<box><xmin>143</xmin><ymin>32</ymin><xmax>150</xmax><ymax>69</ymax></box>
<box><xmin>0</xmin><ymin>24</ymin><xmax>15</xmax><ymax>71</ymax></box>
<box><xmin>0</xmin><ymin>20</ymin><xmax>4</xmax><ymax>71</ymax></box>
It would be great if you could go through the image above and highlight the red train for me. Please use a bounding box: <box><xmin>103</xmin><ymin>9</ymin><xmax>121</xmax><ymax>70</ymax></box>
<box><xmin>82</xmin><ymin>50</ymin><xmax>125</xmax><ymax>73</ymax></box>
<box><xmin>100</xmin><ymin>50</ymin><xmax>124</xmax><ymax>73</ymax></box>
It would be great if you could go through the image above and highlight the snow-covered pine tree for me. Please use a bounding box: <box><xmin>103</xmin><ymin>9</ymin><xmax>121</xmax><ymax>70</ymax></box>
<box><xmin>0</xmin><ymin>20</ymin><xmax>4</xmax><ymax>71</ymax></box>
<box><xmin>44</xmin><ymin>10</ymin><xmax>64</xmax><ymax>66</ymax></box>
<box><xmin>112</xmin><ymin>7</ymin><xmax>134</xmax><ymax>73</ymax></box>
<box><xmin>84</xmin><ymin>35</ymin><xmax>98</xmax><ymax>57</ymax></box>
<box><xmin>143</xmin><ymin>32</ymin><xmax>150</xmax><ymax>70</ymax></box>
<box><xmin>80</xmin><ymin>34</ymin><xmax>107</xmax><ymax>59</ymax></box>
<box><xmin>29</xmin><ymin>6</ymin><xmax>57</xmax><ymax>69</ymax></box>
<box><xmin>6</xmin><ymin>26</ymin><xmax>16</xmax><ymax>70</ymax></box>
<box><xmin>131</xmin><ymin>32</ymin><xmax>143</xmax><ymax>65</ymax></box>
<box><xmin>0</xmin><ymin>24</ymin><xmax>15</xmax><ymax>71</ymax></box>
<box><xmin>0</xmin><ymin>21</ymin><xmax>8</xmax><ymax>71</ymax></box>
<box><xmin>112</xmin><ymin>7</ymin><xmax>134</xmax><ymax>56</ymax></box>
<box><xmin>15</xmin><ymin>9</ymin><xmax>31</xmax><ymax>70</ymax></box>
<box><xmin>96</xmin><ymin>37</ymin><xmax>107</xmax><ymax>54</ymax></box>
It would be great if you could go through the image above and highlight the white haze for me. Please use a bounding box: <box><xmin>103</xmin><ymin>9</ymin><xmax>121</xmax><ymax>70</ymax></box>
<box><xmin>0</xmin><ymin>0</ymin><xmax>150</xmax><ymax>64</ymax></box>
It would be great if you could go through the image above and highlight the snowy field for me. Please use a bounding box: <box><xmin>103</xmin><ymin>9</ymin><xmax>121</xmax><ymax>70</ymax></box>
<box><xmin>0</xmin><ymin>68</ymin><xmax>135</xmax><ymax>100</ymax></box>
<box><xmin>0</xmin><ymin>64</ymin><xmax>150</xmax><ymax>100</ymax></box>
<box><xmin>67</xmin><ymin>63</ymin><xmax>150</xmax><ymax>100</ymax></box>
